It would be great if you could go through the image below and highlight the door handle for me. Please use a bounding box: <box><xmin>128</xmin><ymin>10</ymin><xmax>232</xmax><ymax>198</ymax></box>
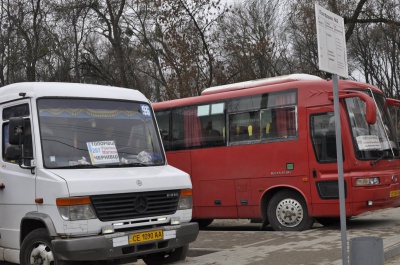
<box><xmin>312</xmin><ymin>169</ymin><xmax>317</xmax><ymax>178</ymax></box>
<box><xmin>0</xmin><ymin>181</ymin><xmax>5</xmax><ymax>190</ymax></box>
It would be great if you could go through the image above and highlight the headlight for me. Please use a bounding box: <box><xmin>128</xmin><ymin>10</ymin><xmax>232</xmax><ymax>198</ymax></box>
<box><xmin>355</xmin><ymin>177</ymin><xmax>380</xmax><ymax>186</ymax></box>
<box><xmin>177</xmin><ymin>189</ymin><xmax>193</xmax><ymax>210</ymax></box>
<box><xmin>56</xmin><ymin>197</ymin><xmax>97</xmax><ymax>221</ymax></box>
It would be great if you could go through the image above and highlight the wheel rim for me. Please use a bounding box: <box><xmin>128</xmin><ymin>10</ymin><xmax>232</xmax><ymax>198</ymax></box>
<box><xmin>275</xmin><ymin>198</ymin><xmax>304</xmax><ymax>228</ymax></box>
<box><xmin>29</xmin><ymin>242</ymin><xmax>54</xmax><ymax>265</ymax></box>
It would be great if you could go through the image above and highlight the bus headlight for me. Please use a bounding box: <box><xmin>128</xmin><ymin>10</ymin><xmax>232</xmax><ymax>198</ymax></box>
<box><xmin>56</xmin><ymin>197</ymin><xmax>97</xmax><ymax>221</ymax></box>
<box><xmin>178</xmin><ymin>189</ymin><xmax>193</xmax><ymax>210</ymax></box>
<box><xmin>355</xmin><ymin>177</ymin><xmax>380</xmax><ymax>186</ymax></box>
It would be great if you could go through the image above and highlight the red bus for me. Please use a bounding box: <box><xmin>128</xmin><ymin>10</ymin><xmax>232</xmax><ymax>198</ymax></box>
<box><xmin>153</xmin><ymin>74</ymin><xmax>400</xmax><ymax>231</ymax></box>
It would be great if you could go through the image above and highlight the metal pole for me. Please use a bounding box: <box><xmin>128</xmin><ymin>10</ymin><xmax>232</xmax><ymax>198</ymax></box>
<box><xmin>332</xmin><ymin>74</ymin><xmax>348</xmax><ymax>265</ymax></box>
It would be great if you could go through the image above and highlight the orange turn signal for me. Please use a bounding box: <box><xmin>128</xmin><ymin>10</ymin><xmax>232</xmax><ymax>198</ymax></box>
<box><xmin>180</xmin><ymin>189</ymin><xmax>192</xmax><ymax>197</ymax></box>
<box><xmin>56</xmin><ymin>197</ymin><xmax>91</xmax><ymax>206</ymax></box>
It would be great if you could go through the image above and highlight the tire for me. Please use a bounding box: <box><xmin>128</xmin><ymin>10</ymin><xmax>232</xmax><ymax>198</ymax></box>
<box><xmin>142</xmin><ymin>245</ymin><xmax>189</xmax><ymax>265</ymax></box>
<box><xmin>193</xmin><ymin>219</ymin><xmax>214</xmax><ymax>228</ymax></box>
<box><xmin>267</xmin><ymin>190</ymin><xmax>314</xmax><ymax>231</ymax></box>
<box><xmin>20</xmin><ymin>228</ymin><xmax>69</xmax><ymax>265</ymax></box>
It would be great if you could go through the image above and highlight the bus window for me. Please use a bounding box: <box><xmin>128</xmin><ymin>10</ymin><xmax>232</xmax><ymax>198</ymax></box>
<box><xmin>229</xmin><ymin>111</ymin><xmax>260</xmax><ymax>142</ymax></box>
<box><xmin>170</xmin><ymin>103</ymin><xmax>226</xmax><ymax>150</ymax></box>
<box><xmin>310</xmin><ymin>112</ymin><xmax>337</xmax><ymax>162</ymax></box>
<box><xmin>155</xmin><ymin>111</ymin><xmax>171</xmax><ymax>151</ymax></box>
<box><xmin>261</xmin><ymin>106</ymin><xmax>297</xmax><ymax>140</ymax></box>
<box><xmin>2</xmin><ymin>104</ymin><xmax>33</xmax><ymax>166</ymax></box>
<box><xmin>198</xmin><ymin>103</ymin><xmax>225</xmax><ymax>147</ymax></box>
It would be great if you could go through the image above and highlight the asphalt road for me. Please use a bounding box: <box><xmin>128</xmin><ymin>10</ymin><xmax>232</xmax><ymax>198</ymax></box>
<box><xmin>176</xmin><ymin>207</ymin><xmax>400</xmax><ymax>265</ymax></box>
<box><xmin>1</xmin><ymin>207</ymin><xmax>400</xmax><ymax>265</ymax></box>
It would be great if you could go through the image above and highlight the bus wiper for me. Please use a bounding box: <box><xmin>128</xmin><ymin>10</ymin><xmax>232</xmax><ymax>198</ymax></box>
<box><xmin>370</xmin><ymin>150</ymin><xmax>393</xmax><ymax>166</ymax></box>
<box><xmin>120</xmin><ymin>162</ymin><xmax>150</xmax><ymax>167</ymax></box>
<box><xmin>56</xmin><ymin>164</ymin><xmax>101</xmax><ymax>169</ymax></box>
<box><xmin>105</xmin><ymin>162</ymin><xmax>151</xmax><ymax>168</ymax></box>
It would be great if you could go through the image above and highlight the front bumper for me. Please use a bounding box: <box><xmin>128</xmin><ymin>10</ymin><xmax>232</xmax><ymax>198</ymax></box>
<box><xmin>52</xmin><ymin>222</ymin><xmax>199</xmax><ymax>261</ymax></box>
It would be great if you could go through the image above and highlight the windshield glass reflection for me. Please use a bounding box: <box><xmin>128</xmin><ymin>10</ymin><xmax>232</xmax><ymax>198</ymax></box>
<box><xmin>346</xmin><ymin>92</ymin><xmax>399</xmax><ymax>160</ymax></box>
<box><xmin>38</xmin><ymin>98</ymin><xmax>164</xmax><ymax>168</ymax></box>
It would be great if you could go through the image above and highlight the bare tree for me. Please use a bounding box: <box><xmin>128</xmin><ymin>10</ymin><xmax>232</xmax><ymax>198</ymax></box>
<box><xmin>153</xmin><ymin>0</ymin><xmax>227</xmax><ymax>99</ymax></box>
<box><xmin>49</xmin><ymin>0</ymin><xmax>92</xmax><ymax>83</ymax></box>
<box><xmin>217</xmin><ymin>0</ymin><xmax>294</xmax><ymax>84</ymax></box>
<box><xmin>86</xmin><ymin>0</ymin><xmax>130</xmax><ymax>87</ymax></box>
<box><xmin>348</xmin><ymin>1</ymin><xmax>400</xmax><ymax>97</ymax></box>
<box><xmin>6</xmin><ymin>0</ymin><xmax>52</xmax><ymax>81</ymax></box>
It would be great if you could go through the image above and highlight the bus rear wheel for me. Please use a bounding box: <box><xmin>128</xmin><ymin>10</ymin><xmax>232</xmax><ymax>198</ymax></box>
<box><xmin>267</xmin><ymin>190</ymin><xmax>314</xmax><ymax>231</ymax></box>
<box><xmin>192</xmin><ymin>218</ymin><xmax>214</xmax><ymax>228</ymax></box>
<box><xmin>316</xmin><ymin>217</ymin><xmax>349</xmax><ymax>227</ymax></box>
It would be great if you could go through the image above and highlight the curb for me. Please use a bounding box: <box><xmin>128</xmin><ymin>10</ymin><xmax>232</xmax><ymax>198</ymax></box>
<box><xmin>384</xmin><ymin>243</ymin><xmax>400</xmax><ymax>261</ymax></box>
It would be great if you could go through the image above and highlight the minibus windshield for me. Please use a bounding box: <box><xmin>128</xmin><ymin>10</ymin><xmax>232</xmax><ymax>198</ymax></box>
<box><xmin>37</xmin><ymin>98</ymin><xmax>164</xmax><ymax>168</ymax></box>
<box><xmin>346</xmin><ymin>92</ymin><xmax>399</xmax><ymax>160</ymax></box>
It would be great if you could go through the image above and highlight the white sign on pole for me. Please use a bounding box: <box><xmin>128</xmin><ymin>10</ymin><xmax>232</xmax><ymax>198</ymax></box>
<box><xmin>315</xmin><ymin>3</ymin><xmax>348</xmax><ymax>78</ymax></box>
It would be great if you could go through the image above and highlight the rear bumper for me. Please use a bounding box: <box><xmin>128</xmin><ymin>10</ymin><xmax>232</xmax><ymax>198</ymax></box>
<box><xmin>52</xmin><ymin>222</ymin><xmax>199</xmax><ymax>262</ymax></box>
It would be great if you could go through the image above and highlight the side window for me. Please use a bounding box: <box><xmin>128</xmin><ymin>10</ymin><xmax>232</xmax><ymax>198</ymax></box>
<box><xmin>2</xmin><ymin>104</ymin><xmax>33</xmax><ymax>164</ymax></box>
<box><xmin>155</xmin><ymin>111</ymin><xmax>171</xmax><ymax>151</ymax></box>
<box><xmin>169</xmin><ymin>102</ymin><xmax>226</xmax><ymax>151</ymax></box>
<box><xmin>171</xmin><ymin>108</ymin><xmax>190</xmax><ymax>150</ymax></box>
<box><xmin>310</xmin><ymin>112</ymin><xmax>338</xmax><ymax>163</ymax></box>
<box><xmin>197</xmin><ymin>103</ymin><xmax>225</xmax><ymax>147</ymax></box>
<box><xmin>229</xmin><ymin>111</ymin><xmax>260</xmax><ymax>142</ymax></box>
<box><xmin>228</xmin><ymin>90</ymin><xmax>298</xmax><ymax>144</ymax></box>
<box><xmin>261</xmin><ymin>106</ymin><xmax>297</xmax><ymax>140</ymax></box>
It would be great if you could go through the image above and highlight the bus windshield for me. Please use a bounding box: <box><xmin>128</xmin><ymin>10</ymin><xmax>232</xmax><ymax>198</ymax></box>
<box><xmin>345</xmin><ymin>92</ymin><xmax>399</xmax><ymax>160</ymax></box>
<box><xmin>38</xmin><ymin>98</ymin><xmax>164</xmax><ymax>169</ymax></box>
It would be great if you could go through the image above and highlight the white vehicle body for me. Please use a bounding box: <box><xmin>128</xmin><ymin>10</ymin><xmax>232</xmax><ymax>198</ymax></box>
<box><xmin>0</xmin><ymin>82</ymin><xmax>198</xmax><ymax>264</ymax></box>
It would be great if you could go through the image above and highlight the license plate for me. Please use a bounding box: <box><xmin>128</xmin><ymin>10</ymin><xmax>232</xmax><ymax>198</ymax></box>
<box><xmin>390</xmin><ymin>190</ymin><xmax>400</xmax><ymax>198</ymax></box>
<box><xmin>129</xmin><ymin>230</ymin><xmax>163</xmax><ymax>244</ymax></box>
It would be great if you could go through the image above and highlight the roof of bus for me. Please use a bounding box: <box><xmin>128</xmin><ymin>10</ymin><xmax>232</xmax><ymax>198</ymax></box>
<box><xmin>0</xmin><ymin>82</ymin><xmax>148</xmax><ymax>103</ymax></box>
<box><xmin>153</xmin><ymin>75</ymin><xmax>383</xmax><ymax>110</ymax></box>
<box><xmin>201</xmin><ymin>73</ymin><xmax>323</xmax><ymax>95</ymax></box>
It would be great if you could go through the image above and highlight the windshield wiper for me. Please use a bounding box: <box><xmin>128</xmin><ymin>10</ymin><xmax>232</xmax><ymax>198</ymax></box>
<box><xmin>55</xmin><ymin>164</ymin><xmax>101</xmax><ymax>169</ymax></box>
<box><xmin>370</xmin><ymin>149</ymin><xmax>394</xmax><ymax>166</ymax></box>
<box><xmin>117</xmin><ymin>162</ymin><xmax>151</xmax><ymax>167</ymax></box>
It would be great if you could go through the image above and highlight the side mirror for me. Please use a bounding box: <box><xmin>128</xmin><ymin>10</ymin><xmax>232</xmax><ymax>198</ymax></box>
<box><xmin>387</xmin><ymin>98</ymin><xmax>400</xmax><ymax>107</ymax></box>
<box><xmin>328</xmin><ymin>91</ymin><xmax>376</xmax><ymax>124</ymax></box>
<box><xmin>8</xmin><ymin>117</ymin><xmax>25</xmax><ymax>145</ymax></box>
<box><xmin>5</xmin><ymin>145</ymin><xmax>22</xmax><ymax>160</ymax></box>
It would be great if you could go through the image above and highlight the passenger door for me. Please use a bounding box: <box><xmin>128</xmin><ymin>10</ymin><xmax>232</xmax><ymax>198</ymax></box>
<box><xmin>307</xmin><ymin>107</ymin><xmax>350</xmax><ymax>217</ymax></box>
<box><xmin>0</xmin><ymin>102</ymin><xmax>37</xmax><ymax>250</ymax></box>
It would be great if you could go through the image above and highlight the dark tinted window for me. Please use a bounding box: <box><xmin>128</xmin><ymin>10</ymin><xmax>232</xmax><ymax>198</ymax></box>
<box><xmin>3</xmin><ymin>104</ymin><xmax>30</xmax><ymax>120</ymax></box>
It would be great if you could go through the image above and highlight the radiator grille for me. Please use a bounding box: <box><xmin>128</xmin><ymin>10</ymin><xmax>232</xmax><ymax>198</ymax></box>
<box><xmin>91</xmin><ymin>190</ymin><xmax>180</xmax><ymax>221</ymax></box>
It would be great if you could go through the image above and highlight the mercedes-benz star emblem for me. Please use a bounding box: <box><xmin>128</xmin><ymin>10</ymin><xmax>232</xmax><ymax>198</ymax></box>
<box><xmin>134</xmin><ymin>196</ymin><xmax>148</xmax><ymax>213</ymax></box>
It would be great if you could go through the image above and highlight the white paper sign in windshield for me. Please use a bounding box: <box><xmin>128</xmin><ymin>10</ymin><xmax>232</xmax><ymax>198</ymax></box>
<box><xmin>87</xmin><ymin>141</ymin><xmax>120</xmax><ymax>164</ymax></box>
<box><xmin>356</xmin><ymin>135</ymin><xmax>381</xmax><ymax>150</ymax></box>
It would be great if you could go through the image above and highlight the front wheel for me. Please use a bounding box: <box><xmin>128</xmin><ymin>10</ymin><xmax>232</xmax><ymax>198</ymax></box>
<box><xmin>20</xmin><ymin>228</ymin><xmax>68</xmax><ymax>265</ymax></box>
<box><xmin>142</xmin><ymin>245</ymin><xmax>189</xmax><ymax>265</ymax></box>
<box><xmin>267</xmin><ymin>190</ymin><xmax>314</xmax><ymax>231</ymax></box>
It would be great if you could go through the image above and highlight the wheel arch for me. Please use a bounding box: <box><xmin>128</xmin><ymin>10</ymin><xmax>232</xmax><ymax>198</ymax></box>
<box><xmin>20</xmin><ymin>212</ymin><xmax>57</xmax><ymax>246</ymax></box>
<box><xmin>260</xmin><ymin>186</ymin><xmax>311</xmax><ymax>219</ymax></box>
